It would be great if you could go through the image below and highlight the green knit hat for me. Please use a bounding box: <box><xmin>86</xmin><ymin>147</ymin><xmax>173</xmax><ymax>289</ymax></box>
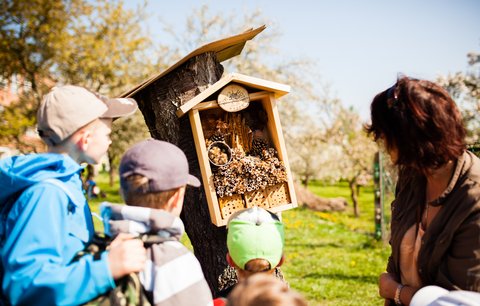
<box><xmin>227</xmin><ymin>207</ymin><xmax>285</xmax><ymax>270</ymax></box>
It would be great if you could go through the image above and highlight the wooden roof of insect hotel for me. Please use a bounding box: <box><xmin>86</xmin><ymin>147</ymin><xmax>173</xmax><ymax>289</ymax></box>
<box><xmin>174</xmin><ymin>72</ymin><xmax>290</xmax><ymax>117</ymax></box>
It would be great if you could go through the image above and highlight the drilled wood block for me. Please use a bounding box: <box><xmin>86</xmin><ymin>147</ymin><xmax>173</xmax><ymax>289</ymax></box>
<box><xmin>244</xmin><ymin>189</ymin><xmax>270</xmax><ymax>209</ymax></box>
<box><xmin>266</xmin><ymin>183</ymin><xmax>290</xmax><ymax>208</ymax></box>
<box><xmin>219</xmin><ymin>194</ymin><xmax>245</xmax><ymax>220</ymax></box>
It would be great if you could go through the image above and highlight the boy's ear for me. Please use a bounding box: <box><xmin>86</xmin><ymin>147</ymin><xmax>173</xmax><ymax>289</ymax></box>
<box><xmin>83</xmin><ymin>130</ymin><xmax>92</xmax><ymax>147</ymax></box>
<box><xmin>166</xmin><ymin>192</ymin><xmax>177</xmax><ymax>209</ymax></box>
<box><xmin>74</xmin><ymin>129</ymin><xmax>91</xmax><ymax>150</ymax></box>
<box><xmin>277</xmin><ymin>255</ymin><xmax>285</xmax><ymax>267</ymax></box>
<box><xmin>167</xmin><ymin>187</ymin><xmax>185</xmax><ymax>210</ymax></box>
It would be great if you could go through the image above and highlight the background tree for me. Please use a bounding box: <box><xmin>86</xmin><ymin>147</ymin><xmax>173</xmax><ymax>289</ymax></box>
<box><xmin>0</xmin><ymin>0</ymin><xmax>85</xmax><ymax>151</ymax></box>
<box><xmin>55</xmin><ymin>0</ymin><xmax>153</xmax><ymax>183</ymax></box>
<box><xmin>289</xmin><ymin>129</ymin><xmax>325</xmax><ymax>188</ymax></box>
<box><xmin>310</xmin><ymin>106</ymin><xmax>377</xmax><ymax>217</ymax></box>
<box><xmin>0</xmin><ymin>94</ymin><xmax>40</xmax><ymax>152</ymax></box>
<box><xmin>438</xmin><ymin>49</ymin><xmax>480</xmax><ymax>143</ymax></box>
<box><xmin>0</xmin><ymin>0</ymin><xmax>153</xmax><ymax>171</ymax></box>
<box><xmin>333</xmin><ymin>107</ymin><xmax>376</xmax><ymax>217</ymax></box>
<box><xmin>56</xmin><ymin>0</ymin><xmax>152</xmax><ymax>93</ymax></box>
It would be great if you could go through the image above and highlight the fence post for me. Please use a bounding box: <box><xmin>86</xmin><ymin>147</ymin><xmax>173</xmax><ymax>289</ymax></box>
<box><xmin>373</xmin><ymin>151</ymin><xmax>385</xmax><ymax>241</ymax></box>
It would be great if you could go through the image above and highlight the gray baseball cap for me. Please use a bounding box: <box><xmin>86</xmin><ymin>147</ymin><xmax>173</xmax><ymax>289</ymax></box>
<box><xmin>37</xmin><ymin>85</ymin><xmax>138</xmax><ymax>146</ymax></box>
<box><xmin>119</xmin><ymin>139</ymin><xmax>201</xmax><ymax>192</ymax></box>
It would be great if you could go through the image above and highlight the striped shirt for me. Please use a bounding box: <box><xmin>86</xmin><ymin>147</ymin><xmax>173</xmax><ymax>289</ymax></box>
<box><xmin>100</xmin><ymin>203</ymin><xmax>213</xmax><ymax>306</ymax></box>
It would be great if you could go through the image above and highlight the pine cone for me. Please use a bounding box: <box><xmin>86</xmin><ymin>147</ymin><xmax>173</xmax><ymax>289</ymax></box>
<box><xmin>210</xmin><ymin>132</ymin><xmax>225</xmax><ymax>143</ymax></box>
<box><xmin>251</xmin><ymin>138</ymin><xmax>269</xmax><ymax>157</ymax></box>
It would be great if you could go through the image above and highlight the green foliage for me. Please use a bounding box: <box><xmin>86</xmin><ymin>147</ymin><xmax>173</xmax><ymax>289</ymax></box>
<box><xmin>0</xmin><ymin>96</ymin><xmax>36</xmax><ymax>146</ymax></box>
<box><xmin>56</xmin><ymin>0</ymin><xmax>152</xmax><ymax>94</ymax></box>
<box><xmin>0</xmin><ymin>0</ymin><xmax>154</xmax><ymax>162</ymax></box>
<box><xmin>0</xmin><ymin>0</ymin><xmax>86</xmax><ymax>149</ymax></box>
<box><xmin>0</xmin><ymin>0</ymin><xmax>83</xmax><ymax>86</ymax></box>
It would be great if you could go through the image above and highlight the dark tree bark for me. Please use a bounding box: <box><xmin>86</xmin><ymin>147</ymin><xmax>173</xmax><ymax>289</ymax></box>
<box><xmin>132</xmin><ymin>52</ymin><xmax>235</xmax><ymax>295</ymax></box>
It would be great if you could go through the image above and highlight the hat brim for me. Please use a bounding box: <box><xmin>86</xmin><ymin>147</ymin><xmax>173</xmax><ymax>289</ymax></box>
<box><xmin>101</xmin><ymin>98</ymin><xmax>138</xmax><ymax>119</ymax></box>
<box><xmin>187</xmin><ymin>174</ymin><xmax>201</xmax><ymax>187</ymax></box>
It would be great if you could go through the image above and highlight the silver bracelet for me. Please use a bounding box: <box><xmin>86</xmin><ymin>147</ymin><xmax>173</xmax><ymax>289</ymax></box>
<box><xmin>394</xmin><ymin>284</ymin><xmax>404</xmax><ymax>305</ymax></box>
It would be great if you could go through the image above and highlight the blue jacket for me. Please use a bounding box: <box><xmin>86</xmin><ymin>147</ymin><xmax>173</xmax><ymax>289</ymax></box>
<box><xmin>0</xmin><ymin>153</ymin><xmax>115</xmax><ymax>305</ymax></box>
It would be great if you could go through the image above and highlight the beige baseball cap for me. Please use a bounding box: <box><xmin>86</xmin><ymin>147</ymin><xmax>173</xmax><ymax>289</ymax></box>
<box><xmin>37</xmin><ymin>85</ymin><xmax>138</xmax><ymax>146</ymax></box>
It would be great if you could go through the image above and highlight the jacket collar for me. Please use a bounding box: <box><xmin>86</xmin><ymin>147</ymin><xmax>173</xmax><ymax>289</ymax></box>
<box><xmin>429</xmin><ymin>151</ymin><xmax>471</xmax><ymax>206</ymax></box>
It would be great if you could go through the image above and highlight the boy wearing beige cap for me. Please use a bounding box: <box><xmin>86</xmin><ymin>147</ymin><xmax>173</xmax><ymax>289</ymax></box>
<box><xmin>100</xmin><ymin>139</ymin><xmax>213</xmax><ymax>306</ymax></box>
<box><xmin>0</xmin><ymin>85</ymin><xmax>145</xmax><ymax>305</ymax></box>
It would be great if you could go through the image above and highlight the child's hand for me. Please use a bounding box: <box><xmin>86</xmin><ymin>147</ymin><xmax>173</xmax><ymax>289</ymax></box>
<box><xmin>107</xmin><ymin>233</ymin><xmax>147</xmax><ymax>279</ymax></box>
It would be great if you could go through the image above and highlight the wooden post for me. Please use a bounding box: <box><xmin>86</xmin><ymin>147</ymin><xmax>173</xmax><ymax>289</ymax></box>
<box><xmin>373</xmin><ymin>151</ymin><xmax>385</xmax><ymax>241</ymax></box>
<box><xmin>131</xmin><ymin>52</ymin><xmax>235</xmax><ymax>294</ymax></box>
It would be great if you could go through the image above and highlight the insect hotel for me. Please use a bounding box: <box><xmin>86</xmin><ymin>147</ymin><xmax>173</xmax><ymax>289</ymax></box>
<box><xmin>122</xmin><ymin>26</ymin><xmax>297</xmax><ymax>227</ymax></box>
<box><xmin>178</xmin><ymin>73</ymin><xmax>297</xmax><ymax>226</ymax></box>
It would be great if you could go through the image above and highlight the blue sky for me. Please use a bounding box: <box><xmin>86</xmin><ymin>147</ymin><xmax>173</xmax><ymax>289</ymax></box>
<box><xmin>133</xmin><ymin>0</ymin><xmax>479</xmax><ymax>120</ymax></box>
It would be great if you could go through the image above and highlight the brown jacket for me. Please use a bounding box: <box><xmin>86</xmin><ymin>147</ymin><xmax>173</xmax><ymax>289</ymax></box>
<box><xmin>387</xmin><ymin>151</ymin><xmax>480</xmax><ymax>291</ymax></box>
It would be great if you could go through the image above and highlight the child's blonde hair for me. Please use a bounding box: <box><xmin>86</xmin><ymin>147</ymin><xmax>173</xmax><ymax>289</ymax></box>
<box><xmin>227</xmin><ymin>273</ymin><xmax>307</xmax><ymax>306</ymax></box>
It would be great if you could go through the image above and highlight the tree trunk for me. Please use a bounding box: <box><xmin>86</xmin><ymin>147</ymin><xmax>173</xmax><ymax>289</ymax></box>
<box><xmin>107</xmin><ymin>154</ymin><xmax>115</xmax><ymax>187</ymax></box>
<box><xmin>349</xmin><ymin>179</ymin><xmax>360</xmax><ymax>217</ymax></box>
<box><xmin>301</xmin><ymin>174</ymin><xmax>310</xmax><ymax>188</ymax></box>
<box><xmin>132</xmin><ymin>52</ymin><xmax>235</xmax><ymax>295</ymax></box>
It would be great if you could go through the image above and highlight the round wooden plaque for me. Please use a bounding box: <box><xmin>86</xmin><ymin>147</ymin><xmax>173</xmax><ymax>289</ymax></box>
<box><xmin>217</xmin><ymin>84</ymin><xmax>250</xmax><ymax>112</ymax></box>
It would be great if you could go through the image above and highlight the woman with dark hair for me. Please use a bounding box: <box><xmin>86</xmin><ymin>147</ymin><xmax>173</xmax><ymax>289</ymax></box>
<box><xmin>366</xmin><ymin>76</ymin><xmax>480</xmax><ymax>305</ymax></box>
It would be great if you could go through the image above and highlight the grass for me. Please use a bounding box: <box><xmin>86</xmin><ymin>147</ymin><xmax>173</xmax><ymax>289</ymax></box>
<box><xmin>88</xmin><ymin>174</ymin><xmax>392</xmax><ymax>305</ymax></box>
<box><xmin>279</xmin><ymin>181</ymin><xmax>391</xmax><ymax>305</ymax></box>
<box><xmin>282</xmin><ymin>210</ymin><xmax>389</xmax><ymax>305</ymax></box>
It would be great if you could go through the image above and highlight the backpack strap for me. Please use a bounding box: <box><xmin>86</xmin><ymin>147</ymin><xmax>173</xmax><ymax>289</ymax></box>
<box><xmin>42</xmin><ymin>178</ymin><xmax>75</xmax><ymax>203</ymax></box>
<box><xmin>139</xmin><ymin>234</ymin><xmax>177</xmax><ymax>246</ymax></box>
<box><xmin>1</xmin><ymin>179</ymin><xmax>73</xmax><ymax>218</ymax></box>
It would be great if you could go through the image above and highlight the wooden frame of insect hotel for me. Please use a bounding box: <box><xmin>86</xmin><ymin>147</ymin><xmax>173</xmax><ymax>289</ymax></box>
<box><xmin>177</xmin><ymin>73</ymin><xmax>298</xmax><ymax>226</ymax></box>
